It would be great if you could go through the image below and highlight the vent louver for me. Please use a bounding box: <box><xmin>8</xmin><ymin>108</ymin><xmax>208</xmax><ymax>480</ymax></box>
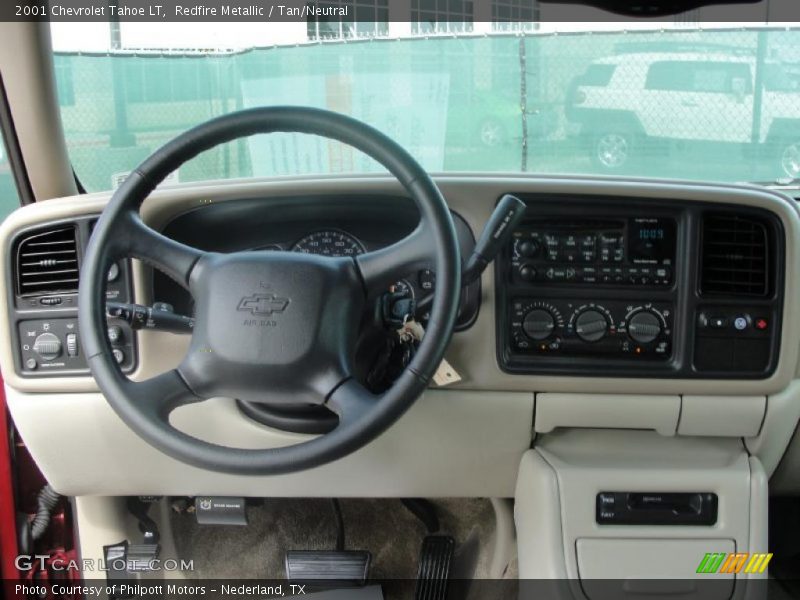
<box><xmin>16</xmin><ymin>226</ymin><xmax>79</xmax><ymax>296</ymax></box>
<box><xmin>701</xmin><ymin>214</ymin><xmax>769</xmax><ymax>297</ymax></box>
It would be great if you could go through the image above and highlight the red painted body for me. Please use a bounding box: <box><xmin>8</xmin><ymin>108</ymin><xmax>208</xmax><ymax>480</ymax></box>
<box><xmin>0</xmin><ymin>373</ymin><xmax>80</xmax><ymax>598</ymax></box>
<box><xmin>0</xmin><ymin>372</ymin><xmax>21</xmax><ymax>597</ymax></box>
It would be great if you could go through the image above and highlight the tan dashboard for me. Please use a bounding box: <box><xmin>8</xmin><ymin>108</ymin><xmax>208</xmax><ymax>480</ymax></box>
<box><xmin>1</xmin><ymin>175</ymin><xmax>799</xmax><ymax>497</ymax></box>
<box><xmin>1</xmin><ymin>174</ymin><xmax>798</xmax><ymax>396</ymax></box>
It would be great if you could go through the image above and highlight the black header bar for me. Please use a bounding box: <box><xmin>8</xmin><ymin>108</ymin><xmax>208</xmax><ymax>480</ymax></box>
<box><xmin>3</xmin><ymin>0</ymin><xmax>800</xmax><ymax>23</ymax></box>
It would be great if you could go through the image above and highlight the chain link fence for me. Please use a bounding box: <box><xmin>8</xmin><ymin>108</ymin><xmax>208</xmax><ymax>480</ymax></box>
<box><xmin>53</xmin><ymin>27</ymin><xmax>800</xmax><ymax>192</ymax></box>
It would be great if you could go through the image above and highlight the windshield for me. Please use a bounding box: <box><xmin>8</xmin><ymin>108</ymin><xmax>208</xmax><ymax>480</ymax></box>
<box><xmin>51</xmin><ymin>24</ymin><xmax>800</xmax><ymax>190</ymax></box>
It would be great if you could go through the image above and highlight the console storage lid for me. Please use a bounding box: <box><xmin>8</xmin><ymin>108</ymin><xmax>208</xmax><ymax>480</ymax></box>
<box><xmin>577</xmin><ymin>538</ymin><xmax>735</xmax><ymax>599</ymax></box>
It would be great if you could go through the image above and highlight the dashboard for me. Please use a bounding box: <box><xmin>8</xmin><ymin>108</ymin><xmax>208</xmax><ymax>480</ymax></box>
<box><xmin>0</xmin><ymin>175</ymin><xmax>797</xmax><ymax>400</ymax></box>
<box><xmin>1</xmin><ymin>175</ymin><xmax>799</xmax><ymax>499</ymax></box>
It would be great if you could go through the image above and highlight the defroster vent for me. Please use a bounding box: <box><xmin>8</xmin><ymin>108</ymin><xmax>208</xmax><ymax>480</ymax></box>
<box><xmin>701</xmin><ymin>214</ymin><xmax>769</xmax><ymax>297</ymax></box>
<box><xmin>16</xmin><ymin>225</ymin><xmax>79</xmax><ymax>296</ymax></box>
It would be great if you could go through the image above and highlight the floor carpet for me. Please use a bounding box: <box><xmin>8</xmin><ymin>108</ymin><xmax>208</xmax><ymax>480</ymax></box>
<box><xmin>169</xmin><ymin>497</ymin><xmax>516</xmax><ymax>599</ymax></box>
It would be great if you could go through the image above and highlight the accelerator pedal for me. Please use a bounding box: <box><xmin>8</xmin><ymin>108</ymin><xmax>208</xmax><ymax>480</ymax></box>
<box><xmin>414</xmin><ymin>535</ymin><xmax>455</xmax><ymax>600</ymax></box>
<box><xmin>285</xmin><ymin>550</ymin><xmax>371</xmax><ymax>586</ymax></box>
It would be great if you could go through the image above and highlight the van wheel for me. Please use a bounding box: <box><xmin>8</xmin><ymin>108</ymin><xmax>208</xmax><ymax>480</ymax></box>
<box><xmin>592</xmin><ymin>131</ymin><xmax>632</xmax><ymax>170</ymax></box>
<box><xmin>778</xmin><ymin>140</ymin><xmax>800</xmax><ymax>180</ymax></box>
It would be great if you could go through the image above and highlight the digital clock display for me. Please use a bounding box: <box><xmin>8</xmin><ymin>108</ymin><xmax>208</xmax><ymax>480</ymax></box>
<box><xmin>638</xmin><ymin>228</ymin><xmax>665</xmax><ymax>241</ymax></box>
<box><xmin>629</xmin><ymin>218</ymin><xmax>676</xmax><ymax>263</ymax></box>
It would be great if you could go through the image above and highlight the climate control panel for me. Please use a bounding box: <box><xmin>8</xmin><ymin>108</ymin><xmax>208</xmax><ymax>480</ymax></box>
<box><xmin>509</xmin><ymin>298</ymin><xmax>673</xmax><ymax>360</ymax></box>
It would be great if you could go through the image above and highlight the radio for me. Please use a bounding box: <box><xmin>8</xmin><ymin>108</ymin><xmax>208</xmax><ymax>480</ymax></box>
<box><xmin>509</xmin><ymin>298</ymin><xmax>673</xmax><ymax>360</ymax></box>
<box><xmin>497</xmin><ymin>197</ymin><xmax>784</xmax><ymax>378</ymax></box>
<box><xmin>500</xmin><ymin>213</ymin><xmax>678</xmax><ymax>364</ymax></box>
<box><xmin>510</xmin><ymin>217</ymin><xmax>676</xmax><ymax>287</ymax></box>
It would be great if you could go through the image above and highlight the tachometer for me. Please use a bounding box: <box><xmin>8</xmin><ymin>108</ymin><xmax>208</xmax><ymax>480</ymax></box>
<box><xmin>291</xmin><ymin>230</ymin><xmax>365</xmax><ymax>257</ymax></box>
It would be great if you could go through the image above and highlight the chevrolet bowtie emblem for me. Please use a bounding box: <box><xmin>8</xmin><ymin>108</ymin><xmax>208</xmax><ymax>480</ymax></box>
<box><xmin>237</xmin><ymin>293</ymin><xmax>290</xmax><ymax>316</ymax></box>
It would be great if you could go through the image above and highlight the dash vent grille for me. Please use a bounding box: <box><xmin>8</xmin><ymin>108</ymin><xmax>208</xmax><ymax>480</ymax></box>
<box><xmin>15</xmin><ymin>226</ymin><xmax>79</xmax><ymax>296</ymax></box>
<box><xmin>700</xmin><ymin>214</ymin><xmax>769</xmax><ymax>297</ymax></box>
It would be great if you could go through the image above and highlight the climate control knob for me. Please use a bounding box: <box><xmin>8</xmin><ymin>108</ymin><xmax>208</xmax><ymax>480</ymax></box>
<box><xmin>628</xmin><ymin>311</ymin><xmax>662</xmax><ymax>344</ymax></box>
<box><xmin>523</xmin><ymin>308</ymin><xmax>555</xmax><ymax>341</ymax></box>
<box><xmin>32</xmin><ymin>332</ymin><xmax>62</xmax><ymax>361</ymax></box>
<box><xmin>575</xmin><ymin>309</ymin><xmax>608</xmax><ymax>342</ymax></box>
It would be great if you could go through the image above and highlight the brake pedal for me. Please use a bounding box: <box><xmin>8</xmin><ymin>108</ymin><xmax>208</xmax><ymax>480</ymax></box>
<box><xmin>285</xmin><ymin>550</ymin><xmax>371</xmax><ymax>585</ymax></box>
<box><xmin>415</xmin><ymin>535</ymin><xmax>455</xmax><ymax>600</ymax></box>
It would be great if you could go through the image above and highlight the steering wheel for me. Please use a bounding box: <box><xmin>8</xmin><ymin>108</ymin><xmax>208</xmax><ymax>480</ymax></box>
<box><xmin>78</xmin><ymin>107</ymin><xmax>461</xmax><ymax>475</ymax></box>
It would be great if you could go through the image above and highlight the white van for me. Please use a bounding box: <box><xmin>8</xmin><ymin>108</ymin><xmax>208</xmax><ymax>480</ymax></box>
<box><xmin>567</xmin><ymin>51</ymin><xmax>800</xmax><ymax>178</ymax></box>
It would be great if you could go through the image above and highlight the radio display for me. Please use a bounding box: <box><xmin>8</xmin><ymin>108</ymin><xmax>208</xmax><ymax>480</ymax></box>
<box><xmin>638</xmin><ymin>228</ymin><xmax>665</xmax><ymax>240</ymax></box>
<box><xmin>628</xmin><ymin>218</ymin><xmax>676</xmax><ymax>264</ymax></box>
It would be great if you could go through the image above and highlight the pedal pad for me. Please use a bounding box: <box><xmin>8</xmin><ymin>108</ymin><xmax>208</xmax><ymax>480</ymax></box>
<box><xmin>103</xmin><ymin>540</ymin><xmax>161</xmax><ymax>598</ymax></box>
<box><xmin>126</xmin><ymin>543</ymin><xmax>160</xmax><ymax>572</ymax></box>
<box><xmin>415</xmin><ymin>535</ymin><xmax>455</xmax><ymax>600</ymax></box>
<box><xmin>285</xmin><ymin>550</ymin><xmax>371</xmax><ymax>585</ymax></box>
<box><xmin>104</xmin><ymin>540</ymin><xmax>161</xmax><ymax>573</ymax></box>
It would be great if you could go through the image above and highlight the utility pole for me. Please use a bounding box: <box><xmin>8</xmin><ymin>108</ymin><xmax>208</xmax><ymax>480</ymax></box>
<box><xmin>519</xmin><ymin>38</ymin><xmax>528</xmax><ymax>172</ymax></box>
<box><xmin>749</xmin><ymin>29</ymin><xmax>768</xmax><ymax>181</ymax></box>
<box><xmin>109</xmin><ymin>5</ymin><xmax>134</xmax><ymax>147</ymax></box>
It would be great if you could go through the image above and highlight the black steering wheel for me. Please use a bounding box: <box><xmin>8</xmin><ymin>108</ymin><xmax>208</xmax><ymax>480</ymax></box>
<box><xmin>78</xmin><ymin>107</ymin><xmax>461</xmax><ymax>475</ymax></box>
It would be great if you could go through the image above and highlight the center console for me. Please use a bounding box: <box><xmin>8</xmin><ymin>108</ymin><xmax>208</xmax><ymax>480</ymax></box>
<box><xmin>500</xmin><ymin>191</ymin><xmax>784</xmax><ymax>597</ymax></box>
<box><xmin>496</xmin><ymin>194</ymin><xmax>784</xmax><ymax>379</ymax></box>
<box><xmin>514</xmin><ymin>429</ymin><xmax>768</xmax><ymax>596</ymax></box>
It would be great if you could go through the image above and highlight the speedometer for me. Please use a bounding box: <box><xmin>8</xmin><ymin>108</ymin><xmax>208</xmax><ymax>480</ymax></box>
<box><xmin>291</xmin><ymin>230</ymin><xmax>366</xmax><ymax>257</ymax></box>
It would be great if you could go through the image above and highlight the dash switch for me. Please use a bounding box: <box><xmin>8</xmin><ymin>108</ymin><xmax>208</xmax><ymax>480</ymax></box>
<box><xmin>66</xmin><ymin>333</ymin><xmax>78</xmax><ymax>357</ymax></box>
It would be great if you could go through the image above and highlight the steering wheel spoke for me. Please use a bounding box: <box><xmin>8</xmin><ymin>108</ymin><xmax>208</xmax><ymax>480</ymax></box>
<box><xmin>124</xmin><ymin>214</ymin><xmax>205</xmax><ymax>288</ymax></box>
<box><xmin>124</xmin><ymin>368</ymin><xmax>202</xmax><ymax>419</ymax></box>
<box><xmin>355</xmin><ymin>223</ymin><xmax>435</xmax><ymax>296</ymax></box>
<box><xmin>326</xmin><ymin>379</ymin><xmax>380</xmax><ymax>427</ymax></box>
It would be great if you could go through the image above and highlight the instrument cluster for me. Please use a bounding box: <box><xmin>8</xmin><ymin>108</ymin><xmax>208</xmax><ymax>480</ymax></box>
<box><xmin>257</xmin><ymin>229</ymin><xmax>366</xmax><ymax>257</ymax></box>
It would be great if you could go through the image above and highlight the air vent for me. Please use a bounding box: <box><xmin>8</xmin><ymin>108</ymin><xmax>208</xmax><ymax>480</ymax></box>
<box><xmin>16</xmin><ymin>226</ymin><xmax>79</xmax><ymax>296</ymax></box>
<box><xmin>701</xmin><ymin>214</ymin><xmax>769</xmax><ymax>297</ymax></box>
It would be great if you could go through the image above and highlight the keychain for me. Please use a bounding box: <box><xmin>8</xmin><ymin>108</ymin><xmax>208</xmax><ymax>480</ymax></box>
<box><xmin>397</xmin><ymin>318</ymin><xmax>462</xmax><ymax>387</ymax></box>
<box><xmin>367</xmin><ymin>297</ymin><xmax>462</xmax><ymax>391</ymax></box>
<box><xmin>394</xmin><ymin>315</ymin><xmax>422</xmax><ymax>374</ymax></box>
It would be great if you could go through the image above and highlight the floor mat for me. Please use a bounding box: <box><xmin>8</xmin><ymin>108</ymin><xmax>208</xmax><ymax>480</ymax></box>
<box><xmin>169</xmin><ymin>498</ymin><xmax>502</xmax><ymax>581</ymax></box>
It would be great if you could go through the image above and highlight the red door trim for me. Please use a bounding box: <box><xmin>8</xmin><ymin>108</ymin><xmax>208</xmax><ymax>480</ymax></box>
<box><xmin>0</xmin><ymin>372</ymin><xmax>21</xmax><ymax>590</ymax></box>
